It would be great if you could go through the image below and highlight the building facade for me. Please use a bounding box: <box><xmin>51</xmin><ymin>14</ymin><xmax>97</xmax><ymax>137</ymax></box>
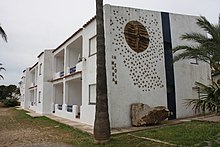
<box><xmin>20</xmin><ymin>5</ymin><xmax>211</xmax><ymax>128</ymax></box>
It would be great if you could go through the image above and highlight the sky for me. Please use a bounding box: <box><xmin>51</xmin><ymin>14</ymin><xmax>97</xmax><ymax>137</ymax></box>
<box><xmin>0</xmin><ymin>0</ymin><xmax>219</xmax><ymax>86</ymax></box>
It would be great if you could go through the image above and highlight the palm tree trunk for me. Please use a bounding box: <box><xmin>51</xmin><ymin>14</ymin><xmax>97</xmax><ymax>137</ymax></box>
<box><xmin>94</xmin><ymin>0</ymin><xmax>111</xmax><ymax>143</ymax></box>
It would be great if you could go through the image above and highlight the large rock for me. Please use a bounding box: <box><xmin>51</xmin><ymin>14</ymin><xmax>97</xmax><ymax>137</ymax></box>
<box><xmin>131</xmin><ymin>103</ymin><xmax>169</xmax><ymax>126</ymax></box>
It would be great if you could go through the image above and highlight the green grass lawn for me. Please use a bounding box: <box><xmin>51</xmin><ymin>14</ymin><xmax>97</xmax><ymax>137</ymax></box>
<box><xmin>133</xmin><ymin>121</ymin><xmax>220</xmax><ymax>146</ymax></box>
<box><xmin>1</xmin><ymin>107</ymin><xmax>220</xmax><ymax>146</ymax></box>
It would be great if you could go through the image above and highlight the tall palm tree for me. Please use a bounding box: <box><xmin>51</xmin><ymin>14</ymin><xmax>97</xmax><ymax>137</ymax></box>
<box><xmin>0</xmin><ymin>63</ymin><xmax>5</xmax><ymax>80</ymax></box>
<box><xmin>173</xmin><ymin>16</ymin><xmax>220</xmax><ymax>74</ymax></box>
<box><xmin>0</xmin><ymin>25</ymin><xmax>7</xmax><ymax>42</ymax></box>
<box><xmin>93</xmin><ymin>0</ymin><xmax>111</xmax><ymax>143</ymax></box>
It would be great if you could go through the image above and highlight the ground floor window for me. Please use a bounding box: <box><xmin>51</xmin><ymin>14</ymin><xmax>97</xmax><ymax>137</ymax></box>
<box><xmin>89</xmin><ymin>84</ymin><xmax>96</xmax><ymax>104</ymax></box>
<box><xmin>38</xmin><ymin>91</ymin><xmax>41</xmax><ymax>103</ymax></box>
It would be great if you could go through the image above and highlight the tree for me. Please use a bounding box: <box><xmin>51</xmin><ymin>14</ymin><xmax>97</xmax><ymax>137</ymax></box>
<box><xmin>173</xmin><ymin>16</ymin><xmax>220</xmax><ymax>74</ymax></box>
<box><xmin>0</xmin><ymin>84</ymin><xmax>18</xmax><ymax>99</ymax></box>
<box><xmin>173</xmin><ymin>16</ymin><xmax>220</xmax><ymax>114</ymax></box>
<box><xmin>0</xmin><ymin>25</ymin><xmax>7</xmax><ymax>80</ymax></box>
<box><xmin>0</xmin><ymin>63</ymin><xmax>5</xmax><ymax>80</ymax></box>
<box><xmin>93</xmin><ymin>0</ymin><xmax>111</xmax><ymax>143</ymax></box>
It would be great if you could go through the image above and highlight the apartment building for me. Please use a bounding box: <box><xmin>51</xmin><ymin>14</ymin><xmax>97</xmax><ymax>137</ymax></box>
<box><xmin>20</xmin><ymin>5</ymin><xmax>211</xmax><ymax>128</ymax></box>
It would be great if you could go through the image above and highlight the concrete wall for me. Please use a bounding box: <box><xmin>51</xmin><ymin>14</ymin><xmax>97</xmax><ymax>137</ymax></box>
<box><xmin>104</xmin><ymin>5</ymin><xmax>167</xmax><ymax>128</ymax></box>
<box><xmin>66</xmin><ymin>37</ymin><xmax>82</xmax><ymax>68</ymax></box>
<box><xmin>36</xmin><ymin>54</ymin><xmax>43</xmax><ymax>114</ymax></box>
<box><xmin>80</xmin><ymin>18</ymin><xmax>96</xmax><ymax>125</ymax></box>
<box><xmin>42</xmin><ymin>50</ymin><xmax>53</xmax><ymax>114</ymax></box>
<box><xmin>104</xmin><ymin>5</ymin><xmax>211</xmax><ymax>128</ymax></box>
<box><xmin>170</xmin><ymin>13</ymin><xmax>211</xmax><ymax>118</ymax></box>
<box><xmin>23</xmin><ymin>68</ymin><xmax>31</xmax><ymax>109</ymax></box>
<box><xmin>54</xmin><ymin>83</ymin><xmax>63</xmax><ymax>104</ymax></box>
<box><xmin>67</xmin><ymin>79</ymin><xmax>82</xmax><ymax>106</ymax></box>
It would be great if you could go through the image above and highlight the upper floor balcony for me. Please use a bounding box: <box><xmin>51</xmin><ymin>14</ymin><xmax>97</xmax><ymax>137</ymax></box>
<box><xmin>66</xmin><ymin>36</ymin><xmax>83</xmax><ymax>76</ymax></box>
<box><xmin>29</xmin><ymin>63</ymin><xmax>38</xmax><ymax>88</ymax></box>
<box><xmin>53</xmin><ymin>36</ymin><xmax>83</xmax><ymax>80</ymax></box>
<box><xmin>53</xmin><ymin>50</ymin><xmax>64</xmax><ymax>79</ymax></box>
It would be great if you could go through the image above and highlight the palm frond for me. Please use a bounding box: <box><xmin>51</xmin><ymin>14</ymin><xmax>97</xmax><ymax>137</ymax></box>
<box><xmin>185</xmin><ymin>81</ymin><xmax>220</xmax><ymax>114</ymax></box>
<box><xmin>181</xmin><ymin>33</ymin><xmax>210</xmax><ymax>44</ymax></box>
<box><xmin>172</xmin><ymin>16</ymin><xmax>220</xmax><ymax>74</ymax></box>
<box><xmin>0</xmin><ymin>67</ymin><xmax>5</xmax><ymax>71</ymax></box>
<box><xmin>173</xmin><ymin>45</ymin><xmax>211</xmax><ymax>63</ymax></box>
<box><xmin>0</xmin><ymin>26</ymin><xmax>7</xmax><ymax>42</ymax></box>
<box><xmin>196</xmin><ymin>16</ymin><xmax>216</xmax><ymax>36</ymax></box>
<box><xmin>0</xmin><ymin>74</ymin><xmax>4</xmax><ymax>80</ymax></box>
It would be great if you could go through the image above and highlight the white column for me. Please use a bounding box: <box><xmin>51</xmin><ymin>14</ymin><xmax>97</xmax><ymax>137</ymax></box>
<box><xmin>62</xmin><ymin>81</ymin><xmax>67</xmax><ymax>111</ymax></box>
<box><xmin>64</xmin><ymin>47</ymin><xmax>69</xmax><ymax>75</ymax></box>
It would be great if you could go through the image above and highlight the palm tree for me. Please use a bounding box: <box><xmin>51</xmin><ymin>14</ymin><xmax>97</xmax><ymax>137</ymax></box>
<box><xmin>174</xmin><ymin>16</ymin><xmax>220</xmax><ymax>114</ymax></box>
<box><xmin>0</xmin><ymin>25</ymin><xmax>7</xmax><ymax>80</ymax></box>
<box><xmin>0</xmin><ymin>25</ymin><xmax>7</xmax><ymax>42</ymax></box>
<box><xmin>0</xmin><ymin>63</ymin><xmax>5</xmax><ymax>80</ymax></box>
<box><xmin>173</xmin><ymin>16</ymin><xmax>220</xmax><ymax>74</ymax></box>
<box><xmin>185</xmin><ymin>81</ymin><xmax>220</xmax><ymax>114</ymax></box>
<box><xmin>93</xmin><ymin>0</ymin><xmax>111</xmax><ymax>143</ymax></box>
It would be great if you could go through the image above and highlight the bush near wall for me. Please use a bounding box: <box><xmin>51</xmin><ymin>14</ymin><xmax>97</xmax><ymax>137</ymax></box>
<box><xmin>1</xmin><ymin>98</ymin><xmax>19</xmax><ymax>107</ymax></box>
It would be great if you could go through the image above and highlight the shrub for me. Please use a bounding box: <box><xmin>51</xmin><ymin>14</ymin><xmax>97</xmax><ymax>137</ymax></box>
<box><xmin>186</xmin><ymin>81</ymin><xmax>220</xmax><ymax>114</ymax></box>
<box><xmin>2</xmin><ymin>98</ymin><xmax>19</xmax><ymax>107</ymax></box>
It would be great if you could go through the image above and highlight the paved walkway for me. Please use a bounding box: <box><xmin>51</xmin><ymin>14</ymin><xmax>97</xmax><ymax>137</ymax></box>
<box><xmin>191</xmin><ymin>113</ymin><xmax>220</xmax><ymax>122</ymax></box>
<box><xmin>17</xmin><ymin>107</ymin><xmax>220</xmax><ymax>135</ymax></box>
<box><xmin>45</xmin><ymin>114</ymin><xmax>174</xmax><ymax>135</ymax></box>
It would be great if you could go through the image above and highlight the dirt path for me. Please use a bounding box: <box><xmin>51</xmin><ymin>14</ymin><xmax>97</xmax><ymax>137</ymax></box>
<box><xmin>0</xmin><ymin>107</ymin><xmax>73</xmax><ymax>147</ymax></box>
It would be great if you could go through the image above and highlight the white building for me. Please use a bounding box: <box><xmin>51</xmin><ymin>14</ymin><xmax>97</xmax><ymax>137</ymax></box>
<box><xmin>20</xmin><ymin>5</ymin><xmax>211</xmax><ymax>128</ymax></box>
<box><xmin>20</xmin><ymin>50</ymin><xmax>53</xmax><ymax>113</ymax></box>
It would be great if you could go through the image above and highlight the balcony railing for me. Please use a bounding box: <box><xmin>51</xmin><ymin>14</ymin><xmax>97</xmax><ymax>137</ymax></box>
<box><xmin>59</xmin><ymin>71</ymin><xmax>64</xmax><ymax>77</ymax></box>
<box><xmin>67</xmin><ymin>105</ymin><xmax>73</xmax><ymax>112</ymax></box>
<box><xmin>57</xmin><ymin>104</ymin><xmax>62</xmax><ymax>110</ymax></box>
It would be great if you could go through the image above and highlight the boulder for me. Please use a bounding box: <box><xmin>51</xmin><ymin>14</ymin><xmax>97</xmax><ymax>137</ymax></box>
<box><xmin>131</xmin><ymin>103</ymin><xmax>169</xmax><ymax>126</ymax></box>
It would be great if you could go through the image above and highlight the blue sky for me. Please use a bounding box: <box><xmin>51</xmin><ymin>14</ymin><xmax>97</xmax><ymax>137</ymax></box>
<box><xmin>0</xmin><ymin>0</ymin><xmax>219</xmax><ymax>85</ymax></box>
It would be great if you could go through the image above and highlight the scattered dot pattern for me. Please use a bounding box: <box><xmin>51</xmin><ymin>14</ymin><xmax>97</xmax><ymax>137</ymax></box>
<box><xmin>111</xmin><ymin>55</ymin><xmax>118</xmax><ymax>84</ymax></box>
<box><xmin>110</xmin><ymin>8</ymin><xmax>165</xmax><ymax>92</ymax></box>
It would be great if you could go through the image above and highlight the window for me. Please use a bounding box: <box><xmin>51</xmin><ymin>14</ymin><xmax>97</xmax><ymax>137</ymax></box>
<box><xmin>190</xmin><ymin>58</ymin><xmax>198</xmax><ymax>65</ymax></box>
<box><xmin>39</xmin><ymin>63</ymin><xmax>42</xmax><ymax>75</ymax></box>
<box><xmin>89</xmin><ymin>84</ymin><xmax>96</xmax><ymax>104</ymax></box>
<box><xmin>89</xmin><ymin>36</ymin><xmax>97</xmax><ymax>56</ymax></box>
<box><xmin>38</xmin><ymin>91</ymin><xmax>41</xmax><ymax>103</ymax></box>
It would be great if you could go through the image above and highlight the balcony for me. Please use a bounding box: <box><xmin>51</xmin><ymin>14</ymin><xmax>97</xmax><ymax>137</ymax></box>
<box><xmin>54</xmin><ymin>104</ymin><xmax>80</xmax><ymax>120</ymax></box>
<box><xmin>53</xmin><ymin>71</ymin><xmax>64</xmax><ymax>79</ymax></box>
<box><xmin>66</xmin><ymin>62</ymin><xmax>82</xmax><ymax>75</ymax></box>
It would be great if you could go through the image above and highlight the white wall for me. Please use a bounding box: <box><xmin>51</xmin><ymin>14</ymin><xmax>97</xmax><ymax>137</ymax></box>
<box><xmin>36</xmin><ymin>54</ymin><xmax>44</xmax><ymax>114</ymax></box>
<box><xmin>80</xmin><ymin>18</ymin><xmax>96</xmax><ymax>126</ymax></box>
<box><xmin>170</xmin><ymin>13</ymin><xmax>211</xmax><ymax>118</ymax></box>
<box><xmin>104</xmin><ymin>5</ymin><xmax>167</xmax><ymax>128</ymax></box>
<box><xmin>23</xmin><ymin>68</ymin><xmax>31</xmax><ymax>109</ymax></box>
<box><xmin>55</xmin><ymin>52</ymin><xmax>64</xmax><ymax>72</ymax></box>
<box><xmin>67</xmin><ymin>37</ymin><xmax>82</xmax><ymax>68</ymax></box>
<box><xmin>54</xmin><ymin>83</ymin><xmax>63</xmax><ymax>105</ymax></box>
<box><xmin>42</xmin><ymin>50</ymin><xmax>53</xmax><ymax>114</ymax></box>
<box><xmin>67</xmin><ymin>79</ymin><xmax>82</xmax><ymax>106</ymax></box>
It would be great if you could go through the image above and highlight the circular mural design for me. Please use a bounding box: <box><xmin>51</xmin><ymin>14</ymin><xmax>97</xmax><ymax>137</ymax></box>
<box><xmin>124</xmin><ymin>21</ymin><xmax>149</xmax><ymax>53</ymax></box>
<box><xmin>110</xmin><ymin>8</ymin><xmax>165</xmax><ymax>92</ymax></box>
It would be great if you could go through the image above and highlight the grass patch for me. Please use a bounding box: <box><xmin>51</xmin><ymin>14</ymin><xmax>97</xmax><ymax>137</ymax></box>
<box><xmin>133</xmin><ymin>120</ymin><xmax>220</xmax><ymax>146</ymax></box>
